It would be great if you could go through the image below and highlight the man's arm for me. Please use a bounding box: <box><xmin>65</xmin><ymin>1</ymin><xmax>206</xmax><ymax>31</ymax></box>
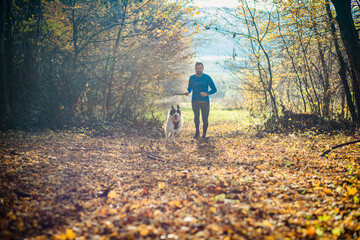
<box><xmin>208</xmin><ymin>76</ymin><xmax>217</xmax><ymax>95</ymax></box>
<box><xmin>185</xmin><ymin>77</ymin><xmax>192</xmax><ymax>96</ymax></box>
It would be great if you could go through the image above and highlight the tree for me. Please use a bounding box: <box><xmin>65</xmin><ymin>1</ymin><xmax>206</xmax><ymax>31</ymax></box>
<box><xmin>325</xmin><ymin>0</ymin><xmax>357</xmax><ymax>122</ymax></box>
<box><xmin>212</xmin><ymin>0</ymin><xmax>280</xmax><ymax>118</ymax></box>
<box><xmin>0</xmin><ymin>0</ymin><xmax>195</xmax><ymax>129</ymax></box>
<box><xmin>331</xmin><ymin>0</ymin><xmax>360</xmax><ymax>122</ymax></box>
<box><xmin>0</xmin><ymin>0</ymin><xmax>11</xmax><ymax>124</ymax></box>
<box><xmin>215</xmin><ymin>0</ymin><xmax>357</xmax><ymax>122</ymax></box>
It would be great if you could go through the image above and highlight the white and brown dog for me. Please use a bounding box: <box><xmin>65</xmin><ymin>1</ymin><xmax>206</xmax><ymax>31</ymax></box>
<box><xmin>165</xmin><ymin>105</ymin><xmax>183</xmax><ymax>142</ymax></box>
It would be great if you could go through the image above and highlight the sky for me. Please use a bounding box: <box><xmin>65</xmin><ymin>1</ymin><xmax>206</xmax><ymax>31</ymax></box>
<box><xmin>183</xmin><ymin>0</ymin><xmax>271</xmax><ymax>100</ymax></box>
<box><xmin>190</xmin><ymin>0</ymin><xmax>238</xmax><ymax>62</ymax></box>
<box><xmin>194</xmin><ymin>0</ymin><xmax>239</xmax><ymax>8</ymax></box>
<box><xmin>189</xmin><ymin>0</ymin><xmax>240</xmax><ymax>96</ymax></box>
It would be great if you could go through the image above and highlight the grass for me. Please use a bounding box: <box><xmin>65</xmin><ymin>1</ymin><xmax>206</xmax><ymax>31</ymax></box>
<box><xmin>179</xmin><ymin>102</ymin><xmax>260</xmax><ymax>126</ymax></box>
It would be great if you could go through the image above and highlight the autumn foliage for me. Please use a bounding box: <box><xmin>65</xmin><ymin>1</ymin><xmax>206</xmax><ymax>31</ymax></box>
<box><xmin>1</xmin><ymin>1</ymin><xmax>360</xmax><ymax>238</ymax></box>
<box><xmin>0</xmin><ymin>0</ymin><xmax>195</xmax><ymax>129</ymax></box>
<box><xmin>1</xmin><ymin>121</ymin><xmax>359</xmax><ymax>239</ymax></box>
<box><xmin>213</xmin><ymin>0</ymin><xmax>360</xmax><ymax>122</ymax></box>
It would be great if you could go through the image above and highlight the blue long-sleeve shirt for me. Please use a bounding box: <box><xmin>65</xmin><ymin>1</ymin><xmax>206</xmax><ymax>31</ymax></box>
<box><xmin>187</xmin><ymin>73</ymin><xmax>217</xmax><ymax>102</ymax></box>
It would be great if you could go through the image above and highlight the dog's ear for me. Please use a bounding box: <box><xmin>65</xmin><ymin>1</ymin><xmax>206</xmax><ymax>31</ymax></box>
<box><xmin>177</xmin><ymin>105</ymin><xmax>180</xmax><ymax>109</ymax></box>
<box><xmin>171</xmin><ymin>105</ymin><xmax>174</xmax><ymax>109</ymax></box>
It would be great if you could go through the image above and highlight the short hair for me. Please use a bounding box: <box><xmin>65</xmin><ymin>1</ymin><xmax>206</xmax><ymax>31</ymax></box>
<box><xmin>195</xmin><ymin>62</ymin><xmax>204</xmax><ymax>67</ymax></box>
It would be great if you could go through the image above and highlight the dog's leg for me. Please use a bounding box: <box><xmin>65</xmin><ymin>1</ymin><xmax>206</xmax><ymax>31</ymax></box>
<box><xmin>165</xmin><ymin>125</ymin><xmax>168</xmax><ymax>142</ymax></box>
<box><xmin>172</xmin><ymin>130</ymin><xmax>176</xmax><ymax>142</ymax></box>
<box><xmin>165</xmin><ymin>130</ymin><xmax>169</xmax><ymax>142</ymax></box>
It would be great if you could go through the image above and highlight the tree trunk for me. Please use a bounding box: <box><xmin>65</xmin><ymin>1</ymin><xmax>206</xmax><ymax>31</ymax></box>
<box><xmin>259</xmin><ymin>44</ymin><xmax>279</xmax><ymax>119</ymax></box>
<box><xmin>307</xmin><ymin>3</ymin><xmax>331</xmax><ymax>117</ymax></box>
<box><xmin>102</xmin><ymin>0</ymin><xmax>129</xmax><ymax>121</ymax></box>
<box><xmin>295</xmin><ymin>19</ymin><xmax>321</xmax><ymax>114</ymax></box>
<box><xmin>331</xmin><ymin>0</ymin><xmax>360</xmax><ymax>122</ymax></box>
<box><xmin>243</xmin><ymin>0</ymin><xmax>279</xmax><ymax>119</ymax></box>
<box><xmin>351</xmin><ymin>67</ymin><xmax>360</xmax><ymax>117</ymax></box>
<box><xmin>277</xmin><ymin>13</ymin><xmax>307</xmax><ymax>112</ymax></box>
<box><xmin>325</xmin><ymin>0</ymin><xmax>357</xmax><ymax>122</ymax></box>
<box><xmin>315</xmin><ymin>33</ymin><xmax>331</xmax><ymax>117</ymax></box>
<box><xmin>0</xmin><ymin>0</ymin><xmax>12</xmax><ymax>123</ymax></box>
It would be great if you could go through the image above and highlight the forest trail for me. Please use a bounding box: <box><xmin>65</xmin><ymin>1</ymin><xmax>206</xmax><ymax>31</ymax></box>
<box><xmin>1</xmin><ymin>121</ymin><xmax>360</xmax><ymax>239</ymax></box>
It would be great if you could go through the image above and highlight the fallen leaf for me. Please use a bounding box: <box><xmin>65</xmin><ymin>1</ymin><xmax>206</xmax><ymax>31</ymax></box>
<box><xmin>305</xmin><ymin>226</ymin><xmax>316</xmax><ymax>238</ymax></box>
<box><xmin>141</xmin><ymin>186</ymin><xmax>149</xmax><ymax>195</ymax></box>
<box><xmin>262</xmin><ymin>220</ymin><xmax>273</xmax><ymax>228</ymax></box>
<box><xmin>140</xmin><ymin>228</ymin><xmax>150</xmax><ymax>236</ymax></box>
<box><xmin>331</xmin><ymin>227</ymin><xmax>344</xmax><ymax>236</ymax></box>
<box><xmin>108</xmin><ymin>190</ymin><xmax>117</xmax><ymax>199</ymax></box>
<box><xmin>346</xmin><ymin>187</ymin><xmax>357</xmax><ymax>196</ymax></box>
<box><xmin>168</xmin><ymin>200</ymin><xmax>182</xmax><ymax>208</ymax></box>
<box><xmin>323</xmin><ymin>188</ymin><xmax>333</xmax><ymax>195</ymax></box>
<box><xmin>65</xmin><ymin>229</ymin><xmax>76</xmax><ymax>240</ymax></box>
<box><xmin>158</xmin><ymin>182</ymin><xmax>166</xmax><ymax>190</ymax></box>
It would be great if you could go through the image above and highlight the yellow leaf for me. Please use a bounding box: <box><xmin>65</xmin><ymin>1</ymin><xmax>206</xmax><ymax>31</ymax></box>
<box><xmin>33</xmin><ymin>219</ymin><xmax>38</xmax><ymax>228</ymax></box>
<box><xmin>138</xmin><ymin>224</ymin><xmax>152</xmax><ymax>236</ymax></box>
<box><xmin>18</xmin><ymin>220</ymin><xmax>25</xmax><ymax>231</ymax></box>
<box><xmin>209</xmin><ymin>223</ymin><xmax>222</xmax><ymax>231</ymax></box>
<box><xmin>108</xmin><ymin>190</ymin><xmax>117</xmax><ymax>199</ymax></box>
<box><xmin>54</xmin><ymin>234</ymin><xmax>67</xmax><ymax>240</ymax></box>
<box><xmin>265</xmin><ymin>236</ymin><xmax>275</xmax><ymax>240</ymax></box>
<box><xmin>140</xmin><ymin>228</ymin><xmax>150</xmax><ymax>236</ymax></box>
<box><xmin>262</xmin><ymin>220</ymin><xmax>273</xmax><ymax>228</ymax></box>
<box><xmin>158</xmin><ymin>182</ymin><xmax>166</xmax><ymax>190</ymax></box>
<box><xmin>34</xmin><ymin>235</ymin><xmax>47</xmax><ymax>240</ymax></box>
<box><xmin>347</xmin><ymin>187</ymin><xmax>357</xmax><ymax>196</ymax></box>
<box><xmin>323</xmin><ymin>188</ymin><xmax>333</xmax><ymax>195</ymax></box>
<box><xmin>168</xmin><ymin>200</ymin><xmax>182</xmax><ymax>208</ymax></box>
<box><xmin>210</xmin><ymin>207</ymin><xmax>216</xmax><ymax>213</ymax></box>
<box><xmin>85</xmin><ymin>221</ymin><xmax>91</xmax><ymax>228</ymax></box>
<box><xmin>65</xmin><ymin>229</ymin><xmax>76</xmax><ymax>240</ymax></box>
<box><xmin>108</xmin><ymin>208</ymin><xmax>117</xmax><ymax>214</ymax></box>
<box><xmin>8</xmin><ymin>211</ymin><xmax>16</xmax><ymax>221</ymax></box>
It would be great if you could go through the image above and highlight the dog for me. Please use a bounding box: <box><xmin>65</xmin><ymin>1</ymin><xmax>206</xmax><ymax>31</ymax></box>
<box><xmin>165</xmin><ymin>105</ymin><xmax>183</xmax><ymax>142</ymax></box>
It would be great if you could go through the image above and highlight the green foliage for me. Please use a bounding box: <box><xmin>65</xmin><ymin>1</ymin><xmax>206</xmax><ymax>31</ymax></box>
<box><xmin>354</xmin><ymin>196</ymin><xmax>359</xmax><ymax>204</ymax></box>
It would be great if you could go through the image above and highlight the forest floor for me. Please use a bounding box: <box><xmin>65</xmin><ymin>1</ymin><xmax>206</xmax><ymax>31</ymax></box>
<box><xmin>1</xmin><ymin>118</ymin><xmax>360</xmax><ymax>240</ymax></box>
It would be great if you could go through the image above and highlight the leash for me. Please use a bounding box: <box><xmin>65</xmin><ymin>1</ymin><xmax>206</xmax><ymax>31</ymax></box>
<box><xmin>173</xmin><ymin>93</ymin><xmax>187</xmax><ymax>96</ymax></box>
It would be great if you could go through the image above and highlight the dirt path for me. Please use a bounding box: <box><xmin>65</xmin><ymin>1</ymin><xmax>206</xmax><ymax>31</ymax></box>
<box><xmin>1</xmin><ymin>122</ymin><xmax>359</xmax><ymax>239</ymax></box>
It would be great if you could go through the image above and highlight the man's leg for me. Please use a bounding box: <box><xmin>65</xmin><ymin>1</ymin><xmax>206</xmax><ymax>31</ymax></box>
<box><xmin>200</xmin><ymin>101</ymin><xmax>210</xmax><ymax>138</ymax></box>
<box><xmin>192</xmin><ymin>101</ymin><xmax>200</xmax><ymax>138</ymax></box>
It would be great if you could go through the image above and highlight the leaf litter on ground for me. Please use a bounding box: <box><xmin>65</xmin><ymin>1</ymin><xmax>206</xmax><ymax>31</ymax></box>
<box><xmin>0</xmin><ymin>121</ymin><xmax>359</xmax><ymax>239</ymax></box>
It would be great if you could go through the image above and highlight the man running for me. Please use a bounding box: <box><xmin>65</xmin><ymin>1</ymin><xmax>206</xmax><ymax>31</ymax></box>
<box><xmin>185</xmin><ymin>62</ymin><xmax>217</xmax><ymax>139</ymax></box>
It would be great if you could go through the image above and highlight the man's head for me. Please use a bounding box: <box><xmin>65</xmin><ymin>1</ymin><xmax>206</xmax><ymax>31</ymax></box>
<box><xmin>195</xmin><ymin>62</ymin><xmax>204</xmax><ymax>76</ymax></box>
